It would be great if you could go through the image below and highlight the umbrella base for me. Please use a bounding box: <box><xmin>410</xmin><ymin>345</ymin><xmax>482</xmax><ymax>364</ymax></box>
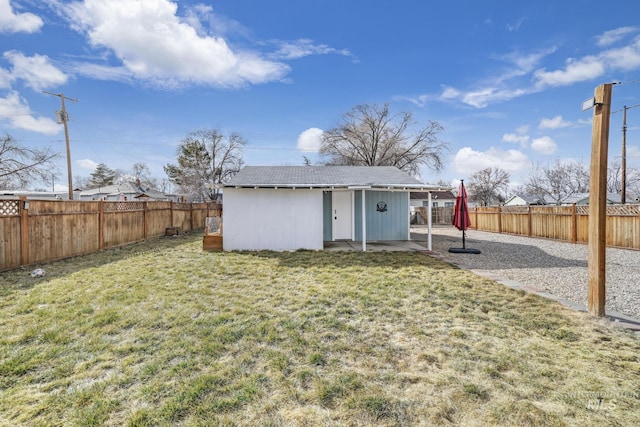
<box><xmin>448</xmin><ymin>247</ymin><xmax>481</xmax><ymax>254</ymax></box>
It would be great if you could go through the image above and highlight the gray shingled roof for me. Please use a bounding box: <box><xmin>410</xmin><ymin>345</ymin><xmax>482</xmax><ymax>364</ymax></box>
<box><xmin>225</xmin><ymin>166</ymin><xmax>436</xmax><ymax>189</ymax></box>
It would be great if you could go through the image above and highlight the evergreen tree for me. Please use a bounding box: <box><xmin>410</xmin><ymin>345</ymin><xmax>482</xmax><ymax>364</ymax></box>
<box><xmin>89</xmin><ymin>163</ymin><xmax>117</xmax><ymax>188</ymax></box>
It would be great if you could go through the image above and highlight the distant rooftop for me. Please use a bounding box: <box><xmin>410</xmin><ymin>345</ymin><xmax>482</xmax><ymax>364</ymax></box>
<box><xmin>224</xmin><ymin>166</ymin><xmax>439</xmax><ymax>190</ymax></box>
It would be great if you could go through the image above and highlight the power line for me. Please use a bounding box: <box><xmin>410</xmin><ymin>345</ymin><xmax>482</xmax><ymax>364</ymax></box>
<box><xmin>611</xmin><ymin>103</ymin><xmax>640</xmax><ymax>115</ymax></box>
<box><xmin>615</xmin><ymin>79</ymin><xmax>640</xmax><ymax>86</ymax></box>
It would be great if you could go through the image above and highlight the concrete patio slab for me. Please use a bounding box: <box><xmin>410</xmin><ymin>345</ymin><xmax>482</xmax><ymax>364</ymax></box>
<box><xmin>323</xmin><ymin>240</ymin><xmax>429</xmax><ymax>252</ymax></box>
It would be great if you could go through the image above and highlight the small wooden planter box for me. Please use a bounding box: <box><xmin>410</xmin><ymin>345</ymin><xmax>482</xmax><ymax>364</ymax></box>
<box><xmin>165</xmin><ymin>227</ymin><xmax>181</xmax><ymax>236</ymax></box>
<box><xmin>203</xmin><ymin>234</ymin><xmax>223</xmax><ymax>251</ymax></box>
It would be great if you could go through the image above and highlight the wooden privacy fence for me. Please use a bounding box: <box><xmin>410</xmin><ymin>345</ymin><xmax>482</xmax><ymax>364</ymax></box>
<box><xmin>0</xmin><ymin>198</ymin><xmax>222</xmax><ymax>272</ymax></box>
<box><xmin>469</xmin><ymin>204</ymin><xmax>640</xmax><ymax>250</ymax></box>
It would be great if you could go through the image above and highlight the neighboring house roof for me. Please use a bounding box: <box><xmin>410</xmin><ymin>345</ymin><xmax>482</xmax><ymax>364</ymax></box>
<box><xmin>540</xmin><ymin>192</ymin><xmax>624</xmax><ymax>205</ymax></box>
<box><xmin>0</xmin><ymin>191</ymin><xmax>68</xmax><ymax>200</ymax></box>
<box><xmin>549</xmin><ymin>192</ymin><xmax>589</xmax><ymax>205</ymax></box>
<box><xmin>572</xmin><ymin>193</ymin><xmax>618</xmax><ymax>205</ymax></box>
<box><xmin>225</xmin><ymin>166</ymin><xmax>438</xmax><ymax>190</ymax></box>
<box><xmin>78</xmin><ymin>181</ymin><xmax>171</xmax><ymax>200</ymax></box>
<box><xmin>410</xmin><ymin>190</ymin><xmax>455</xmax><ymax>200</ymax></box>
<box><xmin>602</xmin><ymin>192</ymin><xmax>635</xmax><ymax>204</ymax></box>
<box><xmin>505</xmin><ymin>194</ymin><xmax>546</xmax><ymax>206</ymax></box>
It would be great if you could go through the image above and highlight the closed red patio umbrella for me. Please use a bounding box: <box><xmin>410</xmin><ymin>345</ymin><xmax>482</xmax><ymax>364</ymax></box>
<box><xmin>449</xmin><ymin>180</ymin><xmax>480</xmax><ymax>254</ymax></box>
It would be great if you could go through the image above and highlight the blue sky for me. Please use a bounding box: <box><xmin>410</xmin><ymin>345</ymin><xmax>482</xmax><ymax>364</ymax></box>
<box><xmin>2</xmin><ymin>0</ymin><xmax>640</xmax><ymax>192</ymax></box>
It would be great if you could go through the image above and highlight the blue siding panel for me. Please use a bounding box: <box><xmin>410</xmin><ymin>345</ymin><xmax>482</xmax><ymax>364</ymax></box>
<box><xmin>365</xmin><ymin>191</ymin><xmax>409</xmax><ymax>240</ymax></box>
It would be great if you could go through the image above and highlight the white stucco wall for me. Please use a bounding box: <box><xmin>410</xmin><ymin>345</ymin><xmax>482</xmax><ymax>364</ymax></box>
<box><xmin>223</xmin><ymin>188</ymin><xmax>324</xmax><ymax>251</ymax></box>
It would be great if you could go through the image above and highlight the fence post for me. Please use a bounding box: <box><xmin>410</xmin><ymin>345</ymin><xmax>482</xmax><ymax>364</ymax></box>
<box><xmin>190</xmin><ymin>203</ymin><xmax>194</xmax><ymax>231</ymax></box>
<box><xmin>474</xmin><ymin>207</ymin><xmax>478</xmax><ymax>229</ymax></box>
<box><xmin>19</xmin><ymin>196</ymin><xmax>29</xmax><ymax>267</ymax></box>
<box><xmin>143</xmin><ymin>201</ymin><xmax>148</xmax><ymax>240</ymax></box>
<box><xmin>528</xmin><ymin>206</ymin><xmax>532</xmax><ymax>237</ymax></box>
<box><xmin>497</xmin><ymin>206</ymin><xmax>502</xmax><ymax>233</ymax></box>
<box><xmin>98</xmin><ymin>199</ymin><xmax>104</xmax><ymax>250</ymax></box>
<box><xmin>571</xmin><ymin>203</ymin><xmax>577</xmax><ymax>244</ymax></box>
<box><xmin>170</xmin><ymin>200</ymin><xmax>174</xmax><ymax>228</ymax></box>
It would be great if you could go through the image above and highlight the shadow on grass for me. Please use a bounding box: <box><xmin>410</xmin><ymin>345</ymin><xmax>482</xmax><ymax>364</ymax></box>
<box><xmin>412</xmin><ymin>231</ymin><xmax>588</xmax><ymax>270</ymax></box>
<box><xmin>237</xmin><ymin>249</ymin><xmax>454</xmax><ymax>270</ymax></box>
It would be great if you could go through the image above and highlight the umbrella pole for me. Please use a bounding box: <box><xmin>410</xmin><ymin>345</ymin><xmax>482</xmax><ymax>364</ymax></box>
<box><xmin>448</xmin><ymin>179</ymin><xmax>481</xmax><ymax>254</ymax></box>
<box><xmin>461</xmin><ymin>180</ymin><xmax>466</xmax><ymax>249</ymax></box>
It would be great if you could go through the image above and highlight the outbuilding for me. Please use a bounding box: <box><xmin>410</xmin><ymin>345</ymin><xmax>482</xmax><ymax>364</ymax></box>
<box><xmin>222</xmin><ymin>166</ymin><xmax>439</xmax><ymax>251</ymax></box>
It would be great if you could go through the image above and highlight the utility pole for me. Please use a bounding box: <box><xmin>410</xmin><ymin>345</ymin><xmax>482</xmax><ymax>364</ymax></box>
<box><xmin>586</xmin><ymin>83</ymin><xmax>613</xmax><ymax>317</ymax></box>
<box><xmin>619</xmin><ymin>103</ymin><xmax>640</xmax><ymax>204</ymax></box>
<box><xmin>622</xmin><ymin>105</ymin><xmax>627</xmax><ymax>204</ymax></box>
<box><xmin>43</xmin><ymin>91</ymin><xmax>78</xmax><ymax>200</ymax></box>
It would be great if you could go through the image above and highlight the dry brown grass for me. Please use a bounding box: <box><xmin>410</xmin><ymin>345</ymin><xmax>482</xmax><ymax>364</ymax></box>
<box><xmin>0</xmin><ymin>233</ymin><xmax>638</xmax><ymax>426</ymax></box>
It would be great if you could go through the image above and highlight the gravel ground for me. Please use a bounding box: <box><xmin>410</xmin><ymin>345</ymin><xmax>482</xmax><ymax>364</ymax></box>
<box><xmin>411</xmin><ymin>226</ymin><xmax>640</xmax><ymax>320</ymax></box>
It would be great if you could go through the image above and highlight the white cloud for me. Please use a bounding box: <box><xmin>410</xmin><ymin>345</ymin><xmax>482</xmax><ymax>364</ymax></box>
<box><xmin>502</xmin><ymin>124</ymin><xmax>530</xmax><ymax>148</ymax></box>
<box><xmin>3</xmin><ymin>51</ymin><xmax>69</xmax><ymax>90</ymax></box>
<box><xmin>0</xmin><ymin>0</ymin><xmax>43</xmax><ymax>34</ymax></box>
<box><xmin>497</xmin><ymin>47</ymin><xmax>558</xmax><ymax>78</ymax></box>
<box><xmin>0</xmin><ymin>67</ymin><xmax>11</xmax><ymax>89</ymax></box>
<box><xmin>296</xmin><ymin>127</ymin><xmax>323</xmax><ymax>152</ymax></box>
<box><xmin>403</xmin><ymin>27</ymin><xmax>640</xmax><ymax>110</ymax></box>
<box><xmin>77</xmin><ymin>158</ymin><xmax>99</xmax><ymax>170</ymax></box>
<box><xmin>539</xmin><ymin>115</ymin><xmax>572</xmax><ymax>130</ymax></box>
<box><xmin>595</xmin><ymin>26</ymin><xmax>638</xmax><ymax>47</ymax></box>
<box><xmin>453</xmin><ymin>146</ymin><xmax>530</xmax><ymax>175</ymax></box>
<box><xmin>0</xmin><ymin>91</ymin><xmax>61</xmax><ymax>134</ymax></box>
<box><xmin>429</xmin><ymin>48</ymin><xmax>557</xmax><ymax>108</ymax></box>
<box><xmin>534</xmin><ymin>55</ymin><xmax>605</xmax><ymax>88</ymax></box>
<box><xmin>534</xmin><ymin>36</ymin><xmax>640</xmax><ymax>88</ymax></box>
<box><xmin>502</xmin><ymin>133</ymin><xmax>529</xmax><ymax>147</ymax></box>
<box><xmin>182</xmin><ymin>4</ymin><xmax>213</xmax><ymax>36</ymax></box>
<box><xmin>506</xmin><ymin>18</ymin><xmax>525</xmax><ymax>32</ymax></box>
<box><xmin>441</xmin><ymin>86</ymin><xmax>460</xmax><ymax>100</ymax></box>
<box><xmin>600</xmin><ymin>39</ymin><xmax>640</xmax><ymax>71</ymax></box>
<box><xmin>270</xmin><ymin>39</ymin><xmax>352</xmax><ymax>60</ymax></box>
<box><xmin>458</xmin><ymin>87</ymin><xmax>529</xmax><ymax>109</ymax></box>
<box><xmin>531</xmin><ymin>136</ymin><xmax>557</xmax><ymax>155</ymax></box>
<box><xmin>61</xmin><ymin>0</ymin><xmax>290</xmax><ymax>88</ymax></box>
<box><xmin>67</xmin><ymin>62</ymin><xmax>133</xmax><ymax>83</ymax></box>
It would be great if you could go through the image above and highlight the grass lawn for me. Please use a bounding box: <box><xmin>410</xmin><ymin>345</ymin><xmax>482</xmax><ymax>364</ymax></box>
<box><xmin>1</xmin><ymin>233</ymin><xmax>639</xmax><ymax>426</ymax></box>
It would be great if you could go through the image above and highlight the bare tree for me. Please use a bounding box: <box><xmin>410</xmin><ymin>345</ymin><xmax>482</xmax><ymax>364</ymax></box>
<box><xmin>164</xmin><ymin>129</ymin><xmax>245</xmax><ymax>201</ymax></box>
<box><xmin>320</xmin><ymin>103</ymin><xmax>448</xmax><ymax>175</ymax></box>
<box><xmin>608</xmin><ymin>160</ymin><xmax>640</xmax><ymax>200</ymax></box>
<box><xmin>0</xmin><ymin>134</ymin><xmax>60</xmax><ymax>189</ymax></box>
<box><xmin>525</xmin><ymin>160</ymin><xmax>589</xmax><ymax>205</ymax></box>
<box><xmin>112</xmin><ymin>162</ymin><xmax>160</xmax><ymax>189</ymax></box>
<box><xmin>607</xmin><ymin>160</ymin><xmax>623</xmax><ymax>194</ymax></box>
<box><xmin>73</xmin><ymin>174</ymin><xmax>91</xmax><ymax>190</ymax></box>
<box><xmin>467</xmin><ymin>167</ymin><xmax>510</xmax><ymax>206</ymax></box>
<box><xmin>435</xmin><ymin>179</ymin><xmax>453</xmax><ymax>190</ymax></box>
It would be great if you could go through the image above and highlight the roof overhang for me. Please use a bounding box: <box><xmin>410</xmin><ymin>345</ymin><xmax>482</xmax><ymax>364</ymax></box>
<box><xmin>220</xmin><ymin>183</ymin><xmax>445</xmax><ymax>191</ymax></box>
